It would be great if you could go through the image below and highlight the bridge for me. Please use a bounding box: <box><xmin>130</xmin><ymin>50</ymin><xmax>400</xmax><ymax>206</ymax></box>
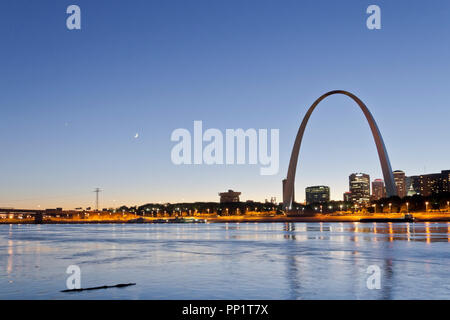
<box><xmin>0</xmin><ymin>208</ymin><xmax>80</xmax><ymax>223</ymax></box>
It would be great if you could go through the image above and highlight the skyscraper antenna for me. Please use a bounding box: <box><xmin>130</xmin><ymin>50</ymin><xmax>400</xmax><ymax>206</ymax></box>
<box><xmin>93</xmin><ymin>188</ymin><xmax>102</xmax><ymax>212</ymax></box>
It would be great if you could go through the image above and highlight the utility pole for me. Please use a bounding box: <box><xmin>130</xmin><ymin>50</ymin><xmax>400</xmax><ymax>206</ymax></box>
<box><xmin>94</xmin><ymin>188</ymin><xmax>102</xmax><ymax>212</ymax></box>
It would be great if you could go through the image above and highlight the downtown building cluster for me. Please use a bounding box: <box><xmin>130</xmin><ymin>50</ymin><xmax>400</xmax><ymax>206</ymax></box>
<box><xmin>305</xmin><ymin>169</ymin><xmax>450</xmax><ymax>205</ymax></box>
<box><xmin>367</xmin><ymin>170</ymin><xmax>450</xmax><ymax>202</ymax></box>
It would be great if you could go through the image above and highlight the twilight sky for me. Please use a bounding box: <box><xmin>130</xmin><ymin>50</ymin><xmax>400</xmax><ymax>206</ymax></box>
<box><xmin>1</xmin><ymin>0</ymin><xmax>449</xmax><ymax>209</ymax></box>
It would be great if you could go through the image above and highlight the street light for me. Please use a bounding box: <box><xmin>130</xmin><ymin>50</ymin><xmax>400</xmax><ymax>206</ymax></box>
<box><xmin>447</xmin><ymin>201</ymin><xmax>449</xmax><ymax>212</ymax></box>
<box><xmin>406</xmin><ymin>202</ymin><xmax>409</xmax><ymax>213</ymax></box>
<box><xmin>425</xmin><ymin>202</ymin><xmax>429</xmax><ymax>212</ymax></box>
<box><xmin>389</xmin><ymin>203</ymin><xmax>392</xmax><ymax>213</ymax></box>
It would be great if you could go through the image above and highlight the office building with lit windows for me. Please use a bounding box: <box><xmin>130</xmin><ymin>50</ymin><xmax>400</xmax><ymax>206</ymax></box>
<box><xmin>393</xmin><ymin>170</ymin><xmax>406</xmax><ymax>198</ymax></box>
<box><xmin>305</xmin><ymin>186</ymin><xmax>330</xmax><ymax>204</ymax></box>
<box><xmin>408</xmin><ymin>170</ymin><xmax>450</xmax><ymax>196</ymax></box>
<box><xmin>372</xmin><ymin>179</ymin><xmax>386</xmax><ymax>200</ymax></box>
<box><xmin>349</xmin><ymin>173</ymin><xmax>370</xmax><ymax>203</ymax></box>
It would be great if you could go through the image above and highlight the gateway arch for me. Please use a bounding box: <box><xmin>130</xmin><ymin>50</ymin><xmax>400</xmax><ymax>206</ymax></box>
<box><xmin>282</xmin><ymin>90</ymin><xmax>397</xmax><ymax>210</ymax></box>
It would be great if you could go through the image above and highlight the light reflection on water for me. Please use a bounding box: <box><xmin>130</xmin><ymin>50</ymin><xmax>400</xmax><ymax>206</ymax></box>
<box><xmin>0</xmin><ymin>222</ymin><xmax>449</xmax><ymax>299</ymax></box>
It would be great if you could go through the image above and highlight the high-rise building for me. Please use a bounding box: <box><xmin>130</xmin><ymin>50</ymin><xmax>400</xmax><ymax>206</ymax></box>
<box><xmin>371</xmin><ymin>179</ymin><xmax>386</xmax><ymax>200</ymax></box>
<box><xmin>393</xmin><ymin>170</ymin><xmax>406</xmax><ymax>198</ymax></box>
<box><xmin>408</xmin><ymin>170</ymin><xmax>450</xmax><ymax>196</ymax></box>
<box><xmin>349</xmin><ymin>173</ymin><xmax>370</xmax><ymax>203</ymax></box>
<box><xmin>343</xmin><ymin>192</ymin><xmax>352</xmax><ymax>202</ymax></box>
<box><xmin>305</xmin><ymin>186</ymin><xmax>330</xmax><ymax>204</ymax></box>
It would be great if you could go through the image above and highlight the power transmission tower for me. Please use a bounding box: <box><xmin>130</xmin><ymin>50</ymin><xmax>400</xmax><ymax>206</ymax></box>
<box><xmin>94</xmin><ymin>188</ymin><xmax>102</xmax><ymax>212</ymax></box>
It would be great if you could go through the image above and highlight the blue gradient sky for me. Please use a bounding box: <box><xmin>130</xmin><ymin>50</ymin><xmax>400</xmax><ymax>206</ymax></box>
<box><xmin>1</xmin><ymin>0</ymin><xmax>449</xmax><ymax>209</ymax></box>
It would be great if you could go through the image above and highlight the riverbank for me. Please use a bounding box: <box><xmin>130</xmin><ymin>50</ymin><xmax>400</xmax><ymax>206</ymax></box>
<box><xmin>206</xmin><ymin>213</ymin><xmax>450</xmax><ymax>223</ymax></box>
<box><xmin>1</xmin><ymin>212</ymin><xmax>449</xmax><ymax>224</ymax></box>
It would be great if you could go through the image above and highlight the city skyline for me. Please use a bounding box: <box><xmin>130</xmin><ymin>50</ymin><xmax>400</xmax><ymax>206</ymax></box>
<box><xmin>1</xmin><ymin>1</ymin><xmax>450</xmax><ymax>209</ymax></box>
<box><xmin>3</xmin><ymin>166</ymin><xmax>447</xmax><ymax>211</ymax></box>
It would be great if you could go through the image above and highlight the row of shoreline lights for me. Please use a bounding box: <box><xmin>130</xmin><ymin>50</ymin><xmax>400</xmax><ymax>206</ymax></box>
<box><xmin>298</xmin><ymin>201</ymin><xmax>450</xmax><ymax>214</ymax></box>
<box><xmin>139</xmin><ymin>207</ymin><xmax>275</xmax><ymax>215</ymax></box>
<box><xmin>2</xmin><ymin>201</ymin><xmax>450</xmax><ymax>220</ymax></box>
<box><xmin>65</xmin><ymin>201</ymin><xmax>450</xmax><ymax>215</ymax></box>
<box><xmin>309</xmin><ymin>201</ymin><xmax>450</xmax><ymax>213</ymax></box>
<box><xmin>371</xmin><ymin>201</ymin><xmax>450</xmax><ymax>213</ymax></box>
<box><xmin>53</xmin><ymin>200</ymin><xmax>450</xmax><ymax>215</ymax></box>
<box><xmin>132</xmin><ymin>200</ymin><xmax>450</xmax><ymax>214</ymax></box>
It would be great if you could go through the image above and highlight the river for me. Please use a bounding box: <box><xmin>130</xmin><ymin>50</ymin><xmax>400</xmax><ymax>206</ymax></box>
<box><xmin>1</xmin><ymin>222</ymin><xmax>449</xmax><ymax>299</ymax></box>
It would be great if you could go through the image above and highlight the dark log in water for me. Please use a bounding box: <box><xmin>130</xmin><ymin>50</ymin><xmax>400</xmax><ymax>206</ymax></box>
<box><xmin>61</xmin><ymin>283</ymin><xmax>136</xmax><ymax>292</ymax></box>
